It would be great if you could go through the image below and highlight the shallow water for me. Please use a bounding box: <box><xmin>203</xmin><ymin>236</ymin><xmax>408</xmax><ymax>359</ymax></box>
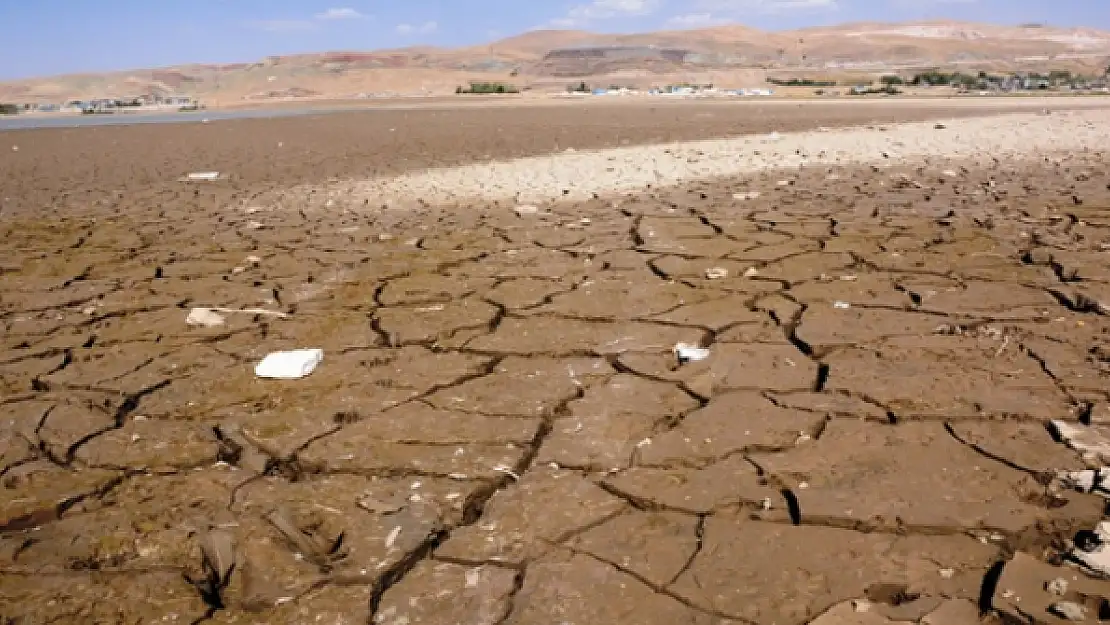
<box><xmin>0</xmin><ymin>105</ymin><xmax>360</xmax><ymax>131</ymax></box>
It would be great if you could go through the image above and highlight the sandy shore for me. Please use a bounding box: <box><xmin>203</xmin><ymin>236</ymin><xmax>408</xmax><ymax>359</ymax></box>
<box><xmin>286</xmin><ymin>107</ymin><xmax>1110</xmax><ymax>209</ymax></box>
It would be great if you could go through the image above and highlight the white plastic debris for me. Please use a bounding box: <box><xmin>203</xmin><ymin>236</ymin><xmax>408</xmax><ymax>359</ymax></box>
<box><xmin>705</xmin><ymin>267</ymin><xmax>729</xmax><ymax>280</ymax></box>
<box><xmin>1059</xmin><ymin>467</ymin><xmax>1110</xmax><ymax>497</ymax></box>
<box><xmin>1049</xmin><ymin>601</ymin><xmax>1086</xmax><ymax>621</ymax></box>
<box><xmin>254</xmin><ymin>349</ymin><xmax>323</xmax><ymax>380</ymax></box>
<box><xmin>674</xmin><ymin>343</ymin><xmax>710</xmax><ymax>363</ymax></box>
<box><xmin>833</xmin><ymin>301</ymin><xmax>851</xmax><ymax>309</ymax></box>
<box><xmin>384</xmin><ymin>526</ymin><xmax>402</xmax><ymax>549</ymax></box>
<box><xmin>186</xmin><ymin>307</ymin><xmax>227</xmax><ymax>328</ymax></box>
<box><xmin>514</xmin><ymin>204</ymin><xmax>540</xmax><ymax>216</ymax></box>
<box><xmin>1046</xmin><ymin>577</ymin><xmax>1068</xmax><ymax>595</ymax></box>
<box><xmin>493</xmin><ymin>465</ymin><xmax>521</xmax><ymax>481</ymax></box>
<box><xmin>189</xmin><ymin>306</ymin><xmax>289</xmax><ymax>324</ymax></box>
<box><xmin>1071</xmin><ymin>520</ymin><xmax>1110</xmax><ymax>577</ymax></box>
<box><xmin>465</xmin><ymin>568</ymin><xmax>483</xmax><ymax>588</ymax></box>
<box><xmin>732</xmin><ymin>191</ymin><xmax>761</xmax><ymax>201</ymax></box>
<box><xmin>1051</xmin><ymin>420</ymin><xmax>1110</xmax><ymax>464</ymax></box>
<box><xmin>186</xmin><ymin>171</ymin><xmax>220</xmax><ymax>181</ymax></box>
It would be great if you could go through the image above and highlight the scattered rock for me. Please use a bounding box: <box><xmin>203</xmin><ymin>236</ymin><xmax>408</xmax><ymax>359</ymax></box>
<box><xmin>704</xmin><ymin>267</ymin><xmax>728</xmax><ymax>280</ymax></box>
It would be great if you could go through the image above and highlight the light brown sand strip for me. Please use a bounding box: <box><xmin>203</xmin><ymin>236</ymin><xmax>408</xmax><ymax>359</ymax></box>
<box><xmin>287</xmin><ymin>108</ymin><xmax>1110</xmax><ymax>210</ymax></box>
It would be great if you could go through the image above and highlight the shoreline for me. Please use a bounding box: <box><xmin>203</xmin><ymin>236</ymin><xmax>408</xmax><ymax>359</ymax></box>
<box><xmin>276</xmin><ymin>107</ymin><xmax>1110</xmax><ymax>211</ymax></box>
<box><xmin>3</xmin><ymin>92</ymin><xmax>1110</xmax><ymax>132</ymax></box>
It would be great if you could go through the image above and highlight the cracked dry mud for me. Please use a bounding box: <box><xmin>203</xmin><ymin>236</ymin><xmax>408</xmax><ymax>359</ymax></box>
<box><xmin>3</xmin><ymin>103</ymin><xmax>1110</xmax><ymax>624</ymax></box>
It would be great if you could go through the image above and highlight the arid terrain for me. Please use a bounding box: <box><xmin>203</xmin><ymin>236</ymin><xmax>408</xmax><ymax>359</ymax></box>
<box><xmin>2</xmin><ymin>19</ymin><xmax>1110</xmax><ymax>102</ymax></box>
<box><xmin>3</xmin><ymin>98</ymin><xmax>1110</xmax><ymax>624</ymax></box>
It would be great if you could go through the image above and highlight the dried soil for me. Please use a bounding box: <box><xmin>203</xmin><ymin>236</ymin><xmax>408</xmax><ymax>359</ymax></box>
<box><xmin>2</xmin><ymin>101</ymin><xmax>1110</xmax><ymax>624</ymax></box>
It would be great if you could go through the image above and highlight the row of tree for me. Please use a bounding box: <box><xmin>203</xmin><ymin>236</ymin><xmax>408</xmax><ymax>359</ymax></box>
<box><xmin>455</xmin><ymin>82</ymin><xmax>519</xmax><ymax>94</ymax></box>
<box><xmin>770</xmin><ymin>66</ymin><xmax>1110</xmax><ymax>90</ymax></box>
<box><xmin>901</xmin><ymin>69</ymin><xmax>1099</xmax><ymax>87</ymax></box>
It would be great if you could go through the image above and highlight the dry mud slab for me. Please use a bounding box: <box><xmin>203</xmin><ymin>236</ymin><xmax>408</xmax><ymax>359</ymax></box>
<box><xmin>2</xmin><ymin>103</ymin><xmax>1110</xmax><ymax>623</ymax></box>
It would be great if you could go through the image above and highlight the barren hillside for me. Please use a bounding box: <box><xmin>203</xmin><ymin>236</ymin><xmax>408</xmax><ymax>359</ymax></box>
<box><xmin>3</xmin><ymin>20</ymin><xmax>1108</xmax><ymax>103</ymax></box>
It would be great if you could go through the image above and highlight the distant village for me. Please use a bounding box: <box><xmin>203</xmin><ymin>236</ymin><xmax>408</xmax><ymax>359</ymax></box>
<box><xmin>0</xmin><ymin>93</ymin><xmax>201</xmax><ymax>115</ymax></box>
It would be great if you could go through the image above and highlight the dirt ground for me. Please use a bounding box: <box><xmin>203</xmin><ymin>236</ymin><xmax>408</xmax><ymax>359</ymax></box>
<box><xmin>2</xmin><ymin>101</ymin><xmax>1110</xmax><ymax>624</ymax></box>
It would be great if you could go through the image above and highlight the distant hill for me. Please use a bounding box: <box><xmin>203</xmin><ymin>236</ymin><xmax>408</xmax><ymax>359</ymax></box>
<box><xmin>3</xmin><ymin>20</ymin><xmax>1108</xmax><ymax>103</ymax></box>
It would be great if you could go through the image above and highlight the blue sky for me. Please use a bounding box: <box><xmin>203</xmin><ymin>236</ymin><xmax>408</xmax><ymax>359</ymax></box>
<box><xmin>1</xmin><ymin>0</ymin><xmax>1106</xmax><ymax>79</ymax></box>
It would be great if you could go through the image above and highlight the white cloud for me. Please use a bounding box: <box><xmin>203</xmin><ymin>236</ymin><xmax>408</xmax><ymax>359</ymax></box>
<box><xmin>253</xmin><ymin>19</ymin><xmax>317</xmax><ymax>32</ymax></box>
<box><xmin>250</xmin><ymin>7</ymin><xmax>369</xmax><ymax>32</ymax></box>
<box><xmin>314</xmin><ymin>7</ymin><xmax>366</xmax><ymax>20</ymax></box>
<box><xmin>546</xmin><ymin>0</ymin><xmax>661</xmax><ymax>28</ymax></box>
<box><xmin>396</xmin><ymin>21</ymin><xmax>439</xmax><ymax>35</ymax></box>
<box><xmin>693</xmin><ymin>0</ymin><xmax>838</xmax><ymax>14</ymax></box>
<box><xmin>664</xmin><ymin>12</ymin><xmax>729</xmax><ymax>28</ymax></box>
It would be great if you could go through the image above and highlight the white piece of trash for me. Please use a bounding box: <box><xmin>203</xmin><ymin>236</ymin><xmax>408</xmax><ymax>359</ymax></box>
<box><xmin>255</xmin><ymin>349</ymin><xmax>323</xmax><ymax>380</ymax></box>
<box><xmin>1071</xmin><ymin>520</ymin><xmax>1110</xmax><ymax>577</ymax></box>
<box><xmin>186</xmin><ymin>171</ymin><xmax>221</xmax><ymax>181</ymax></box>
<box><xmin>674</xmin><ymin>343</ymin><xmax>710</xmax><ymax>363</ymax></box>
<box><xmin>186</xmin><ymin>307</ymin><xmax>227</xmax><ymax>328</ymax></box>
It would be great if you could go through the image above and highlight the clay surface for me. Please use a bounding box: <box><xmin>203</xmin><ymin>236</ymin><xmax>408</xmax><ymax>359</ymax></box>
<box><xmin>2</xmin><ymin>100</ymin><xmax>1110</xmax><ymax>624</ymax></box>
